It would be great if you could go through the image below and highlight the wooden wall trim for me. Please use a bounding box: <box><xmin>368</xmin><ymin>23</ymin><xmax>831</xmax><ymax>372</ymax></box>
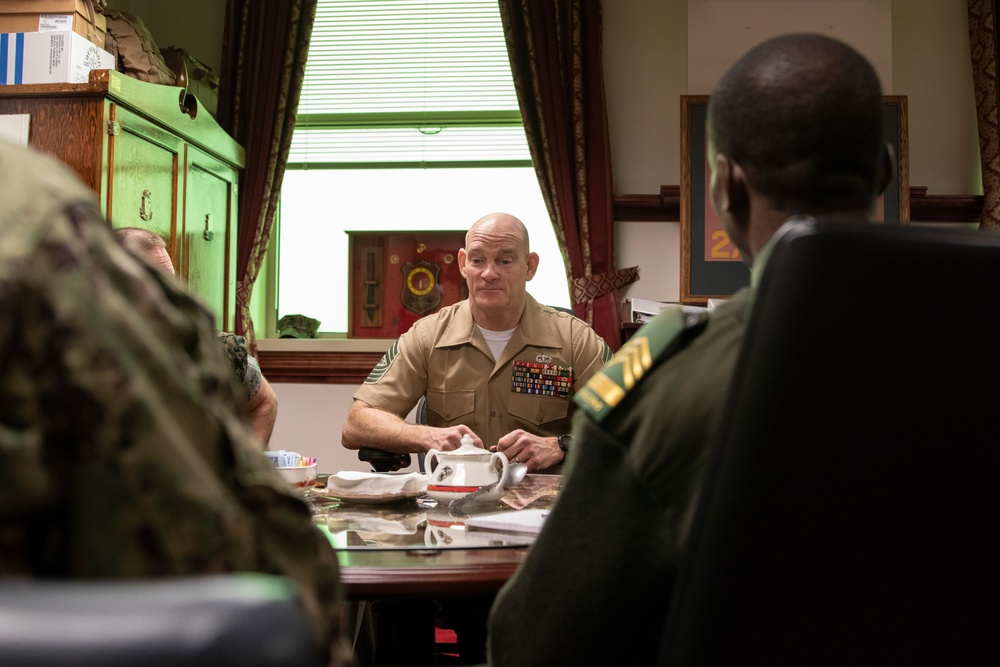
<box><xmin>907</xmin><ymin>187</ymin><xmax>983</xmax><ymax>223</ymax></box>
<box><xmin>612</xmin><ymin>185</ymin><xmax>680</xmax><ymax>221</ymax></box>
<box><xmin>257</xmin><ymin>350</ymin><xmax>383</xmax><ymax>385</ymax></box>
<box><xmin>612</xmin><ymin>186</ymin><xmax>983</xmax><ymax>224</ymax></box>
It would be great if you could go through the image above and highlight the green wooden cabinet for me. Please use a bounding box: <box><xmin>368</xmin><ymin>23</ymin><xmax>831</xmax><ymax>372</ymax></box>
<box><xmin>0</xmin><ymin>69</ymin><xmax>244</xmax><ymax>331</ymax></box>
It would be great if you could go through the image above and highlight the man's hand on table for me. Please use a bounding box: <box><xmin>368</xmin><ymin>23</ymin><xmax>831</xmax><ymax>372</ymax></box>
<box><xmin>491</xmin><ymin>430</ymin><xmax>563</xmax><ymax>472</ymax></box>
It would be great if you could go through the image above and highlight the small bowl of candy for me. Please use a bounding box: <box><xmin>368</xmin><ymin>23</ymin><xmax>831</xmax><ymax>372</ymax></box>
<box><xmin>276</xmin><ymin>464</ymin><xmax>317</xmax><ymax>488</ymax></box>
<box><xmin>266</xmin><ymin>450</ymin><xmax>318</xmax><ymax>488</ymax></box>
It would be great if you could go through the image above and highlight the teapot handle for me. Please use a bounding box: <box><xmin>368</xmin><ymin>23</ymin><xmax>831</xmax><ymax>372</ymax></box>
<box><xmin>426</xmin><ymin>449</ymin><xmax>441</xmax><ymax>474</ymax></box>
<box><xmin>490</xmin><ymin>451</ymin><xmax>510</xmax><ymax>487</ymax></box>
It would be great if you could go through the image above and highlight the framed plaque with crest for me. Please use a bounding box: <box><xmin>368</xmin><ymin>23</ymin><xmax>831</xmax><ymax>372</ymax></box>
<box><xmin>347</xmin><ymin>230</ymin><xmax>468</xmax><ymax>338</ymax></box>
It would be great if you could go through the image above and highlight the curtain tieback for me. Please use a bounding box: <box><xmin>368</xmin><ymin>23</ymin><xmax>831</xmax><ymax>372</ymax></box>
<box><xmin>571</xmin><ymin>266</ymin><xmax>640</xmax><ymax>304</ymax></box>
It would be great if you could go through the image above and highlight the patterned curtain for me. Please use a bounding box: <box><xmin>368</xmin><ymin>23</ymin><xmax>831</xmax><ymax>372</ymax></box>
<box><xmin>217</xmin><ymin>0</ymin><xmax>318</xmax><ymax>350</ymax></box>
<box><xmin>499</xmin><ymin>0</ymin><xmax>638</xmax><ymax>351</ymax></box>
<box><xmin>968</xmin><ymin>0</ymin><xmax>1000</xmax><ymax>229</ymax></box>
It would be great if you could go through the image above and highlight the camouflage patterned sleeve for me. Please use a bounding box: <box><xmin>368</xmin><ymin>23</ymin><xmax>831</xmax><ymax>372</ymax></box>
<box><xmin>246</xmin><ymin>354</ymin><xmax>263</xmax><ymax>398</ymax></box>
<box><xmin>0</xmin><ymin>142</ymin><xmax>345</xmax><ymax>660</ymax></box>
<box><xmin>216</xmin><ymin>331</ymin><xmax>261</xmax><ymax>401</ymax></box>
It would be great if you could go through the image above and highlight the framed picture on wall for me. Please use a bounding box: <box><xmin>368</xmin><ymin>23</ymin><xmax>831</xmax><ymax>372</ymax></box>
<box><xmin>347</xmin><ymin>230</ymin><xmax>468</xmax><ymax>338</ymax></box>
<box><xmin>679</xmin><ymin>94</ymin><xmax>909</xmax><ymax>304</ymax></box>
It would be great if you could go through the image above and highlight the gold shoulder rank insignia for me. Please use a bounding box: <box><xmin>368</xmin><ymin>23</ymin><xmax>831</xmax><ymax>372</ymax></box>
<box><xmin>574</xmin><ymin>307</ymin><xmax>703</xmax><ymax>423</ymax></box>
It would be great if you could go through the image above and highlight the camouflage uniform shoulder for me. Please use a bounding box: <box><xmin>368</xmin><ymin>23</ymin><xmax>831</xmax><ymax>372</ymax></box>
<box><xmin>573</xmin><ymin>306</ymin><xmax>709</xmax><ymax>424</ymax></box>
<box><xmin>216</xmin><ymin>330</ymin><xmax>247</xmax><ymax>381</ymax></box>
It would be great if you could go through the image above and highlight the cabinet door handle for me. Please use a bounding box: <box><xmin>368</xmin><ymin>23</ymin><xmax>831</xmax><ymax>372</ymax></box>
<box><xmin>139</xmin><ymin>190</ymin><xmax>153</xmax><ymax>221</ymax></box>
<box><xmin>203</xmin><ymin>213</ymin><xmax>215</xmax><ymax>241</ymax></box>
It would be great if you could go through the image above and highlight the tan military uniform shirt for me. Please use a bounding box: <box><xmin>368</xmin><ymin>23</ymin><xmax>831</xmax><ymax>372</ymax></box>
<box><xmin>355</xmin><ymin>294</ymin><xmax>612</xmax><ymax>451</ymax></box>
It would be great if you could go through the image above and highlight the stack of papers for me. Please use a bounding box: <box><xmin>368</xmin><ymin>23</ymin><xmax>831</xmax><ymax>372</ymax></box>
<box><xmin>463</xmin><ymin>509</ymin><xmax>550</xmax><ymax>536</ymax></box>
<box><xmin>624</xmin><ymin>298</ymin><xmax>709</xmax><ymax>323</ymax></box>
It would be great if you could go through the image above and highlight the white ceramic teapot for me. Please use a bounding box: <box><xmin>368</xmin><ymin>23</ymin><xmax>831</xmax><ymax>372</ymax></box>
<box><xmin>426</xmin><ymin>434</ymin><xmax>510</xmax><ymax>503</ymax></box>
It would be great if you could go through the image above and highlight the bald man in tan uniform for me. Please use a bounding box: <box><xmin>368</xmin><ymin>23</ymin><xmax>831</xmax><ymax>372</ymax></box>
<box><xmin>342</xmin><ymin>212</ymin><xmax>611</xmax><ymax>473</ymax></box>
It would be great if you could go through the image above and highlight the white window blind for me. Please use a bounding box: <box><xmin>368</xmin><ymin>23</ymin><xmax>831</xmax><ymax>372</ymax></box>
<box><xmin>291</xmin><ymin>0</ymin><xmax>529</xmax><ymax>166</ymax></box>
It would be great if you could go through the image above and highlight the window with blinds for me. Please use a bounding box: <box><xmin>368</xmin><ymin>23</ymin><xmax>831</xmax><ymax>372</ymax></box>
<box><xmin>271</xmin><ymin>0</ymin><xmax>568</xmax><ymax>336</ymax></box>
<box><xmin>289</xmin><ymin>0</ymin><xmax>529</xmax><ymax>167</ymax></box>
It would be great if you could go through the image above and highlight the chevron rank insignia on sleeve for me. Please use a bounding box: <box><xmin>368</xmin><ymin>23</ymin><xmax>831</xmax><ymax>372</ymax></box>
<box><xmin>573</xmin><ymin>307</ymin><xmax>698</xmax><ymax>423</ymax></box>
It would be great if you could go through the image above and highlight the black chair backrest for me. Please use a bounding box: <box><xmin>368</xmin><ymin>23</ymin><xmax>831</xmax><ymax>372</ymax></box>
<box><xmin>0</xmin><ymin>574</ymin><xmax>322</xmax><ymax>667</ymax></box>
<box><xmin>659</xmin><ymin>218</ymin><xmax>1000</xmax><ymax>666</ymax></box>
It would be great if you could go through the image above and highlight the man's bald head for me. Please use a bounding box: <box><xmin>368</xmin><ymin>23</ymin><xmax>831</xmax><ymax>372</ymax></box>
<box><xmin>113</xmin><ymin>227</ymin><xmax>175</xmax><ymax>276</ymax></box>
<box><xmin>459</xmin><ymin>212</ymin><xmax>539</xmax><ymax>330</ymax></box>
<box><xmin>466</xmin><ymin>212</ymin><xmax>531</xmax><ymax>255</ymax></box>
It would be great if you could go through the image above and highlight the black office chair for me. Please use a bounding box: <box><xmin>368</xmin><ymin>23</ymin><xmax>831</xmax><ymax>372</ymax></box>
<box><xmin>358</xmin><ymin>447</ymin><xmax>412</xmax><ymax>472</ymax></box>
<box><xmin>659</xmin><ymin>218</ymin><xmax>1000</xmax><ymax>666</ymax></box>
<box><xmin>0</xmin><ymin>574</ymin><xmax>323</xmax><ymax>667</ymax></box>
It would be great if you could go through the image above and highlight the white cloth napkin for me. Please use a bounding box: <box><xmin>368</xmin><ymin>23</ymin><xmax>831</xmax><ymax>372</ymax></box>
<box><xmin>325</xmin><ymin>470</ymin><xmax>428</xmax><ymax>496</ymax></box>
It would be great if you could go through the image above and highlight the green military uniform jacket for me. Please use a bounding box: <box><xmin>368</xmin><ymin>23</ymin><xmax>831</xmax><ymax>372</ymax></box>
<box><xmin>487</xmin><ymin>288</ymin><xmax>753</xmax><ymax>666</ymax></box>
<box><xmin>0</xmin><ymin>140</ymin><xmax>344</xmax><ymax>660</ymax></box>
<box><xmin>354</xmin><ymin>294</ymin><xmax>611</xmax><ymax>460</ymax></box>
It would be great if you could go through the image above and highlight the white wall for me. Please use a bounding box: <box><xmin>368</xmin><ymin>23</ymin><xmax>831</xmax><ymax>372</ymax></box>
<box><xmin>269</xmin><ymin>384</ymin><xmax>366</xmax><ymax>472</ymax></box>
<box><xmin>687</xmin><ymin>0</ymin><xmax>893</xmax><ymax>93</ymax></box>
<box><xmin>269</xmin><ymin>383</ymin><xmax>421</xmax><ymax>474</ymax></box>
<box><xmin>893</xmin><ymin>0</ymin><xmax>980</xmax><ymax>194</ymax></box>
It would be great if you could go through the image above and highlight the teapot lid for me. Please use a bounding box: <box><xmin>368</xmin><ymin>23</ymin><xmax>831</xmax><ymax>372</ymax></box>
<box><xmin>445</xmin><ymin>434</ymin><xmax>490</xmax><ymax>456</ymax></box>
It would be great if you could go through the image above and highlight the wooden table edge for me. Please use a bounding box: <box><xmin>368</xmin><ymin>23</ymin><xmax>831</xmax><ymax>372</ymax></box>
<box><xmin>340</xmin><ymin>562</ymin><xmax>521</xmax><ymax>599</ymax></box>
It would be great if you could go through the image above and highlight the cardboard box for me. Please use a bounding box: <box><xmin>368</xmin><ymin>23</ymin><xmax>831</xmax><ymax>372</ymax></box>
<box><xmin>0</xmin><ymin>0</ymin><xmax>106</xmax><ymax>48</ymax></box>
<box><xmin>1</xmin><ymin>31</ymin><xmax>113</xmax><ymax>85</ymax></box>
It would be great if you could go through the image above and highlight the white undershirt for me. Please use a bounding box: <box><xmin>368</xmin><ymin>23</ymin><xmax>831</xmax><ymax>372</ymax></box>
<box><xmin>478</xmin><ymin>325</ymin><xmax>516</xmax><ymax>360</ymax></box>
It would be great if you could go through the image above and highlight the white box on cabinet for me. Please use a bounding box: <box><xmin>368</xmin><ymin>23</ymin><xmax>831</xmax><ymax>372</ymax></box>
<box><xmin>1</xmin><ymin>30</ymin><xmax>112</xmax><ymax>85</ymax></box>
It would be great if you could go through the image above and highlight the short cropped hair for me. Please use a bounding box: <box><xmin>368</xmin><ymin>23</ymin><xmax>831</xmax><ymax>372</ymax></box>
<box><xmin>707</xmin><ymin>33</ymin><xmax>886</xmax><ymax>213</ymax></box>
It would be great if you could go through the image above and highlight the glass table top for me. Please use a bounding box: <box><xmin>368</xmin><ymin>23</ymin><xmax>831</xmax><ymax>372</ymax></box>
<box><xmin>307</xmin><ymin>473</ymin><xmax>560</xmax><ymax>551</ymax></box>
